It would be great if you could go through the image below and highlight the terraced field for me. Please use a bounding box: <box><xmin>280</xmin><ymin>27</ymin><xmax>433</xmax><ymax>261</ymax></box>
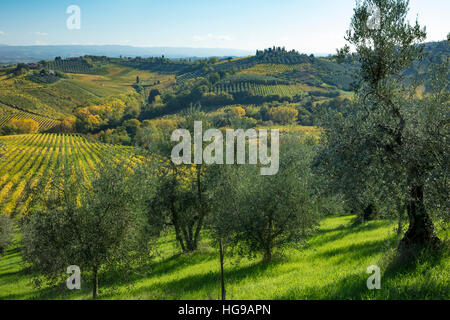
<box><xmin>0</xmin><ymin>133</ymin><xmax>129</xmax><ymax>216</ymax></box>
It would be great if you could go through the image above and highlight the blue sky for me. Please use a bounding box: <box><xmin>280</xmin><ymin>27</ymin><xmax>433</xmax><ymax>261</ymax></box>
<box><xmin>0</xmin><ymin>0</ymin><xmax>448</xmax><ymax>54</ymax></box>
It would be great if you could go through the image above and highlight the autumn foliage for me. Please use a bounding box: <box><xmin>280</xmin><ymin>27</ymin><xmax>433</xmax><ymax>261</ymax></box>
<box><xmin>268</xmin><ymin>106</ymin><xmax>298</xmax><ymax>124</ymax></box>
<box><xmin>7</xmin><ymin>119</ymin><xmax>39</xmax><ymax>133</ymax></box>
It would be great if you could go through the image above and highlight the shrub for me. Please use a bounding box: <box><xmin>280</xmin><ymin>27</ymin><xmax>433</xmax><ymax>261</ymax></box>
<box><xmin>268</xmin><ymin>106</ymin><xmax>298</xmax><ymax>124</ymax></box>
<box><xmin>228</xmin><ymin>106</ymin><xmax>246</xmax><ymax>117</ymax></box>
<box><xmin>59</xmin><ymin>116</ymin><xmax>77</xmax><ymax>133</ymax></box>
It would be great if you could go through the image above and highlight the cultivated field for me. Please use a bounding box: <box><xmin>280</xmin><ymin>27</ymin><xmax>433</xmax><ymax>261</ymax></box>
<box><xmin>213</xmin><ymin>83</ymin><xmax>304</xmax><ymax>97</ymax></box>
<box><xmin>0</xmin><ymin>133</ymin><xmax>128</xmax><ymax>216</ymax></box>
<box><xmin>0</xmin><ymin>104</ymin><xmax>60</xmax><ymax>131</ymax></box>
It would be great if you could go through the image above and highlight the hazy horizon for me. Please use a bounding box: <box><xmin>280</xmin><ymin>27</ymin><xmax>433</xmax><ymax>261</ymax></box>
<box><xmin>0</xmin><ymin>0</ymin><xmax>448</xmax><ymax>55</ymax></box>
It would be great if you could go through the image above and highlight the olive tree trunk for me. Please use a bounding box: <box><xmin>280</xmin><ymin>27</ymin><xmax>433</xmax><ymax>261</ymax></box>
<box><xmin>219</xmin><ymin>238</ymin><xmax>226</xmax><ymax>300</ymax></box>
<box><xmin>92</xmin><ymin>266</ymin><xmax>98</xmax><ymax>299</ymax></box>
<box><xmin>399</xmin><ymin>184</ymin><xmax>441</xmax><ymax>251</ymax></box>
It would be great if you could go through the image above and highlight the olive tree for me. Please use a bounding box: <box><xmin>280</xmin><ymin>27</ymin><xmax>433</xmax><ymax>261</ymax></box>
<box><xmin>145</xmin><ymin>106</ymin><xmax>213</xmax><ymax>252</ymax></box>
<box><xmin>207</xmin><ymin>163</ymin><xmax>246</xmax><ymax>300</ymax></box>
<box><xmin>21</xmin><ymin>158</ymin><xmax>153</xmax><ymax>299</ymax></box>
<box><xmin>316</xmin><ymin>0</ymin><xmax>448</xmax><ymax>251</ymax></box>
<box><xmin>211</xmin><ymin>134</ymin><xmax>320</xmax><ymax>263</ymax></box>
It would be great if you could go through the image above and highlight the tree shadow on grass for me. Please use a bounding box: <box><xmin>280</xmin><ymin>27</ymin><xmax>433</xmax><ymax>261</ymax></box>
<box><xmin>0</xmin><ymin>282</ymin><xmax>91</xmax><ymax>300</ymax></box>
<box><xmin>274</xmin><ymin>270</ymin><xmax>449</xmax><ymax>300</ymax></box>
<box><xmin>4</xmin><ymin>218</ymin><xmax>442</xmax><ymax>300</ymax></box>
<box><xmin>0</xmin><ymin>245</ymin><xmax>219</xmax><ymax>300</ymax></box>
<box><xmin>383</xmin><ymin>241</ymin><xmax>449</xmax><ymax>274</ymax></box>
<box><xmin>311</xmin><ymin>219</ymin><xmax>393</xmax><ymax>248</ymax></box>
<box><xmin>315</xmin><ymin>239</ymin><xmax>389</xmax><ymax>264</ymax></box>
<box><xmin>93</xmin><ymin>220</ymin><xmax>391</xmax><ymax>299</ymax></box>
<box><xmin>275</xmin><ymin>243</ymin><xmax>449</xmax><ymax>300</ymax></box>
<box><xmin>101</xmin><ymin>258</ymin><xmax>284</xmax><ymax>300</ymax></box>
<box><xmin>147</xmin><ymin>250</ymin><xmax>218</xmax><ymax>278</ymax></box>
<box><xmin>97</xmin><ymin>235</ymin><xmax>390</xmax><ymax>300</ymax></box>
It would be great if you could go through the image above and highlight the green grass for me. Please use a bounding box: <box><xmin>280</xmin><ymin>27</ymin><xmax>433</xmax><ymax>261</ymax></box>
<box><xmin>0</xmin><ymin>215</ymin><xmax>448</xmax><ymax>300</ymax></box>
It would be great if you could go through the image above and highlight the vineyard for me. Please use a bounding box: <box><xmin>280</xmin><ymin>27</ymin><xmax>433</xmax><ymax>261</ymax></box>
<box><xmin>0</xmin><ymin>133</ymin><xmax>129</xmax><ymax>216</ymax></box>
<box><xmin>0</xmin><ymin>81</ymin><xmax>84</xmax><ymax>119</ymax></box>
<box><xmin>213</xmin><ymin>82</ymin><xmax>303</xmax><ymax>97</ymax></box>
<box><xmin>175</xmin><ymin>70</ymin><xmax>207</xmax><ymax>86</ymax></box>
<box><xmin>0</xmin><ymin>104</ymin><xmax>60</xmax><ymax>131</ymax></box>
<box><xmin>239</xmin><ymin>63</ymin><xmax>305</xmax><ymax>76</ymax></box>
<box><xmin>216</xmin><ymin>74</ymin><xmax>293</xmax><ymax>86</ymax></box>
<box><xmin>0</xmin><ymin>65</ymin><xmax>143</xmax><ymax>119</ymax></box>
<box><xmin>44</xmin><ymin>59</ymin><xmax>97</xmax><ymax>74</ymax></box>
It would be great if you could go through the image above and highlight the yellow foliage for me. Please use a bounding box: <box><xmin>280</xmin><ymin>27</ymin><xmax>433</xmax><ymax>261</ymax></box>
<box><xmin>8</xmin><ymin>118</ymin><xmax>39</xmax><ymax>133</ymax></box>
<box><xmin>144</xmin><ymin>118</ymin><xmax>179</xmax><ymax>131</ymax></box>
<box><xmin>268</xmin><ymin>106</ymin><xmax>298</xmax><ymax>124</ymax></box>
<box><xmin>60</xmin><ymin>116</ymin><xmax>77</xmax><ymax>133</ymax></box>
<box><xmin>229</xmin><ymin>106</ymin><xmax>246</xmax><ymax>117</ymax></box>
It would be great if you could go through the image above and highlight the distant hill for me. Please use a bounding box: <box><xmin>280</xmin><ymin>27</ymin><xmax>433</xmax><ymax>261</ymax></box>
<box><xmin>0</xmin><ymin>45</ymin><xmax>253</xmax><ymax>65</ymax></box>
<box><xmin>0</xmin><ymin>41</ymin><xmax>446</xmax><ymax>128</ymax></box>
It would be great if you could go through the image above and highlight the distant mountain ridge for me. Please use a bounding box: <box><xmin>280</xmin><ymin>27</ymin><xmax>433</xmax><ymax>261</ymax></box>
<box><xmin>0</xmin><ymin>45</ymin><xmax>254</xmax><ymax>64</ymax></box>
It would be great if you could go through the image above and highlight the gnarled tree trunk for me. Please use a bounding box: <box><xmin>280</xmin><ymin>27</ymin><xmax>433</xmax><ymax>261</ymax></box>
<box><xmin>399</xmin><ymin>184</ymin><xmax>441</xmax><ymax>252</ymax></box>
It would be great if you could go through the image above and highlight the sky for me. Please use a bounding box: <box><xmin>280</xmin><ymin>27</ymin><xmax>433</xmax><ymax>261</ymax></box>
<box><xmin>0</xmin><ymin>0</ymin><xmax>448</xmax><ymax>54</ymax></box>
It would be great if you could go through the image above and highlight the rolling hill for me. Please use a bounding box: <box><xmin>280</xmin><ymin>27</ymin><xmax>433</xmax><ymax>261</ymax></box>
<box><xmin>0</xmin><ymin>41</ymin><xmax>447</xmax><ymax>135</ymax></box>
<box><xmin>0</xmin><ymin>41</ymin><xmax>448</xmax><ymax>302</ymax></box>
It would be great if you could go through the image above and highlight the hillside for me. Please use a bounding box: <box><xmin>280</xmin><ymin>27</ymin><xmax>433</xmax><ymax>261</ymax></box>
<box><xmin>0</xmin><ymin>0</ymin><xmax>449</xmax><ymax>307</ymax></box>
<box><xmin>1</xmin><ymin>214</ymin><xmax>448</xmax><ymax>299</ymax></box>
<box><xmin>0</xmin><ymin>104</ymin><xmax>59</xmax><ymax>131</ymax></box>
<box><xmin>0</xmin><ymin>45</ymin><xmax>448</xmax><ymax>302</ymax></box>
<box><xmin>0</xmin><ymin>41</ymin><xmax>447</xmax><ymax>142</ymax></box>
<box><xmin>0</xmin><ymin>61</ymin><xmax>151</xmax><ymax>119</ymax></box>
<box><xmin>0</xmin><ymin>48</ymin><xmax>351</xmax><ymax>134</ymax></box>
<box><xmin>0</xmin><ymin>133</ymin><xmax>130</xmax><ymax>216</ymax></box>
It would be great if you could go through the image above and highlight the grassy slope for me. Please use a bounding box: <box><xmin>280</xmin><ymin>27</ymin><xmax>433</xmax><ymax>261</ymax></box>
<box><xmin>0</xmin><ymin>64</ymin><xmax>174</xmax><ymax>120</ymax></box>
<box><xmin>83</xmin><ymin>64</ymin><xmax>175</xmax><ymax>94</ymax></box>
<box><xmin>1</xmin><ymin>215</ymin><xmax>448</xmax><ymax>300</ymax></box>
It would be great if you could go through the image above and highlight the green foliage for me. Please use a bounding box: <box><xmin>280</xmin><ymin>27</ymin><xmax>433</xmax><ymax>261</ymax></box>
<box><xmin>26</xmin><ymin>70</ymin><xmax>64</xmax><ymax>84</ymax></box>
<box><xmin>0</xmin><ymin>215</ymin><xmax>13</xmax><ymax>257</ymax></box>
<box><xmin>20</xmin><ymin>158</ymin><xmax>153</xmax><ymax>298</ymax></box>
<box><xmin>316</xmin><ymin>0</ymin><xmax>447</xmax><ymax>250</ymax></box>
<box><xmin>148</xmin><ymin>89</ymin><xmax>161</xmax><ymax>103</ymax></box>
<box><xmin>267</xmin><ymin>106</ymin><xmax>299</xmax><ymax>124</ymax></box>
<box><xmin>73</xmin><ymin>93</ymin><xmax>144</xmax><ymax>133</ymax></box>
<box><xmin>145</xmin><ymin>108</ymin><xmax>213</xmax><ymax>252</ymax></box>
<box><xmin>13</xmin><ymin>63</ymin><xmax>30</xmax><ymax>76</ymax></box>
<box><xmin>210</xmin><ymin>135</ymin><xmax>321</xmax><ymax>262</ymax></box>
